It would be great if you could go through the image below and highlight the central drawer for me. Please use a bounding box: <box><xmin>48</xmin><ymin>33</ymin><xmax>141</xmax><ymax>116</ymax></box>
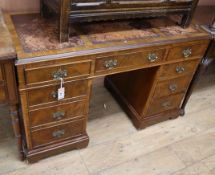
<box><xmin>95</xmin><ymin>48</ymin><xmax>166</xmax><ymax>74</ymax></box>
<box><xmin>31</xmin><ymin>118</ymin><xmax>86</xmax><ymax>148</ymax></box>
<box><xmin>29</xmin><ymin>100</ymin><xmax>87</xmax><ymax>127</ymax></box>
<box><xmin>27</xmin><ymin>79</ymin><xmax>89</xmax><ymax>107</ymax></box>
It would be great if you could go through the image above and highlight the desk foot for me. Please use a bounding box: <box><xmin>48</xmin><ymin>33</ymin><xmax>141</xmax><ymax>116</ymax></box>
<box><xmin>25</xmin><ymin>134</ymin><xmax>89</xmax><ymax>163</ymax></box>
<box><xmin>179</xmin><ymin>109</ymin><xmax>185</xmax><ymax>117</ymax></box>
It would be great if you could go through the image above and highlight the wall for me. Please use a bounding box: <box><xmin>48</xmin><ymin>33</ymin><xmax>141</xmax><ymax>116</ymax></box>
<box><xmin>199</xmin><ymin>0</ymin><xmax>215</xmax><ymax>5</ymax></box>
<box><xmin>0</xmin><ymin>0</ymin><xmax>39</xmax><ymax>13</ymax></box>
<box><xmin>0</xmin><ymin>0</ymin><xmax>214</xmax><ymax>13</ymax></box>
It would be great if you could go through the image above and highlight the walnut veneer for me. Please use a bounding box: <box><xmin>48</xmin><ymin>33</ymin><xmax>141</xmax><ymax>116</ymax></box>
<box><xmin>6</xmin><ymin>13</ymin><xmax>211</xmax><ymax>162</ymax></box>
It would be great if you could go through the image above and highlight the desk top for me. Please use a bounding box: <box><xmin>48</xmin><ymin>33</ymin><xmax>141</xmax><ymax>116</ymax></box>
<box><xmin>0</xmin><ymin>10</ymin><xmax>16</xmax><ymax>61</ymax></box>
<box><xmin>6</xmin><ymin>13</ymin><xmax>210</xmax><ymax>63</ymax></box>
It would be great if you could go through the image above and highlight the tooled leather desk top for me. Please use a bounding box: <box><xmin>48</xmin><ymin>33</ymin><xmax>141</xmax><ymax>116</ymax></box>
<box><xmin>6</xmin><ymin>13</ymin><xmax>210</xmax><ymax>62</ymax></box>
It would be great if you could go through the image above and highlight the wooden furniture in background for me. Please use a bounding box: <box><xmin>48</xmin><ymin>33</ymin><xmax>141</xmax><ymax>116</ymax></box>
<box><xmin>0</xmin><ymin>10</ymin><xmax>23</xmax><ymax>160</ymax></box>
<box><xmin>7</xmin><ymin>13</ymin><xmax>210</xmax><ymax>162</ymax></box>
<box><xmin>40</xmin><ymin>0</ymin><xmax>199</xmax><ymax>42</ymax></box>
<box><xmin>2</xmin><ymin>0</ymin><xmax>215</xmax><ymax>14</ymax></box>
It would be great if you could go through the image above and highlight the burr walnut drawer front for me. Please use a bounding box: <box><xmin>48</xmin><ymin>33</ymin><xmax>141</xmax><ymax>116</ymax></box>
<box><xmin>0</xmin><ymin>86</ymin><xmax>6</xmax><ymax>102</ymax></box>
<box><xmin>167</xmin><ymin>41</ymin><xmax>209</xmax><ymax>61</ymax></box>
<box><xmin>95</xmin><ymin>48</ymin><xmax>166</xmax><ymax>74</ymax></box>
<box><xmin>24</xmin><ymin>61</ymin><xmax>91</xmax><ymax>85</ymax></box>
<box><xmin>146</xmin><ymin>93</ymin><xmax>184</xmax><ymax>116</ymax></box>
<box><xmin>153</xmin><ymin>76</ymin><xmax>192</xmax><ymax>98</ymax></box>
<box><xmin>31</xmin><ymin>118</ymin><xmax>86</xmax><ymax>148</ymax></box>
<box><xmin>29</xmin><ymin>100</ymin><xmax>87</xmax><ymax>127</ymax></box>
<box><xmin>160</xmin><ymin>59</ymin><xmax>199</xmax><ymax>79</ymax></box>
<box><xmin>27</xmin><ymin>79</ymin><xmax>89</xmax><ymax>107</ymax></box>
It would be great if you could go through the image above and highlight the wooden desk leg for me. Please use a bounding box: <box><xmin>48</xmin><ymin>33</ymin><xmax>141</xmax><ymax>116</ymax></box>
<box><xmin>180</xmin><ymin>57</ymin><xmax>213</xmax><ymax>116</ymax></box>
<box><xmin>59</xmin><ymin>0</ymin><xmax>70</xmax><ymax>42</ymax></box>
<box><xmin>9</xmin><ymin>104</ymin><xmax>24</xmax><ymax>160</ymax></box>
<box><xmin>181</xmin><ymin>13</ymin><xmax>192</xmax><ymax>28</ymax></box>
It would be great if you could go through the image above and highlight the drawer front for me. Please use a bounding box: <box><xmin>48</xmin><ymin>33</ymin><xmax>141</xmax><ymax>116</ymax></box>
<box><xmin>95</xmin><ymin>48</ymin><xmax>166</xmax><ymax>74</ymax></box>
<box><xmin>25</xmin><ymin>61</ymin><xmax>91</xmax><ymax>85</ymax></box>
<box><xmin>167</xmin><ymin>42</ymin><xmax>208</xmax><ymax>61</ymax></box>
<box><xmin>160</xmin><ymin>59</ymin><xmax>199</xmax><ymax>79</ymax></box>
<box><xmin>0</xmin><ymin>86</ymin><xmax>6</xmax><ymax>102</ymax></box>
<box><xmin>29</xmin><ymin>100</ymin><xmax>87</xmax><ymax>127</ymax></box>
<box><xmin>146</xmin><ymin>93</ymin><xmax>184</xmax><ymax>116</ymax></box>
<box><xmin>28</xmin><ymin>80</ymin><xmax>89</xmax><ymax>107</ymax></box>
<box><xmin>153</xmin><ymin>76</ymin><xmax>192</xmax><ymax>98</ymax></box>
<box><xmin>31</xmin><ymin>119</ymin><xmax>86</xmax><ymax>148</ymax></box>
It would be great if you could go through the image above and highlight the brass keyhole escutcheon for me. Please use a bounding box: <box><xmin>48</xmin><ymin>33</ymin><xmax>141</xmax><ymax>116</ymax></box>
<box><xmin>148</xmin><ymin>53</ymin><xmax>158</xmax><ymax>62</ymax></box>
<box><xmin>176</xmin><ymin>66</ymin><xmax>185</xmax><ymax>74</ymax></box>
<box><xmin>52</xmin><ymin>130</ymin><xmax>65</xmax><ymax>138</ymax></box>
<box><xmin>162</xmin><ymin>101</ymin><xmax>171</xmax><ymax>108</ymax></box>
<box><xmin>169</xmin><ymin>84</ymin><xmax>177</xmax><ymax>92</ymax></box>
<box><xmin>183</xmin><ymin>48</ymin><xmax>192</xmax><ymax>58</ymax></box>
<box><xmin>53</xmin><ymin>111</ymin><xmax>65</xmax><ymax>120</ymax></box>
<box><xmin>53</xmin><ymin>69</ymin><xmax>68</xmax><ymax>80</ymax></box>
<box><xmin>104</xmin><ymin>59</ymin><xmax>118</xmax><ymax>69</ymax></box>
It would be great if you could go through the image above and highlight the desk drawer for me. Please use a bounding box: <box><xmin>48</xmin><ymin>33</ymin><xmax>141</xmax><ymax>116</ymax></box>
<box><xmin>25</xmin><ymin>61</ymin><xmax>91</xmax><ymax>85</ymax></box>
<box><xmin>167</xmin><ymin>42</ymin><xmax>208</xmax><ymax>61</ymax></box>
<box><xmin>146</xmin><ymin>93</ymin><xmax>184</xmax><ymax>116</ymax></box>
<box><xmin>31</xmin><ymin>118</ymin><xmax>86</xmax><ymax>148</ymax></box>
<box><xmin>95</xmin><ymin>48</ymin><xmax>166</xmax><ymax>74</ymax></box>
<box><xmin>27</xmin><ymin>79</ymin><xmax>89</xmax><ymax>107</ymax></box>
<box><xmin>153</xmin><ymin>76</ymin><xmax>192</xmax><ymax>98</ymax></box>
<box><xmin>160</xmin><ymin>60</ymin><xmax>199</xmax><ymax>79</ymax></box>
<box><xmin>0</xmin><ymin>86</ymin><xmax>6</xmax><ymax>102</ymax></box>
<box><xmin>29</xmin><ymin>100</ymin><xmax>87</xmax><ymax>127</ymax></box>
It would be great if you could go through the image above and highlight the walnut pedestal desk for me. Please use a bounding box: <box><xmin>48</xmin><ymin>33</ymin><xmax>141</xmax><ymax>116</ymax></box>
<box><xmin>7</xmin><ymin>14</ymin><xmax>210</xmax><ymax>162</ymax></box>
<box><xmin>0</xmin><ymin>10</ymin><xmax>23</xmax><ymax>160</ymax></box>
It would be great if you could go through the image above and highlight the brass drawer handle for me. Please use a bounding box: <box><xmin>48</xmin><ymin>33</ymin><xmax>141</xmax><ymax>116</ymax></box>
<box><xmin>104</xmin><ymin>59</ymin><xmax>118</xmax><ymax>69</ymax></box>
<box><xmin>169</xmin><ymin>84</ymin><xmax>177</xmax><ymax>92</ymax></box>
<box><xmin>183</xmin><ymin>48</ymin><xmax>192</xmax><ymax>58</ymax></box>
<box><xmin>53</xmin><ymin>69</ymin><xmax>68</xmax><ymax>80</ymax></box>
<box><xmin>176</xmin><ymin>66</ymin><xmax>185</xmax><ymax>74</ymax></box>
<box><xmin>148</xmin><ymin>53</ymin><xmax>158</xmax><ymax>62</ymax></box>
<box><xmin>162</xmin><ymin>101</ymin><xmax>172</xmax><ymax>108</ymax></box>
<box><xmin>53</xmin><ymin>111</ymin><xmax>65</xmax><ymax>120</ymax></box>
<box><xmin>51</xmin><ymin>91</ymin><xmax>58</xmax><ymax>99</ymax></box>
<box><xmin>52</xmin><ymin>130</ymin><xmax>65</xmax><ymax>138</ymax></box>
